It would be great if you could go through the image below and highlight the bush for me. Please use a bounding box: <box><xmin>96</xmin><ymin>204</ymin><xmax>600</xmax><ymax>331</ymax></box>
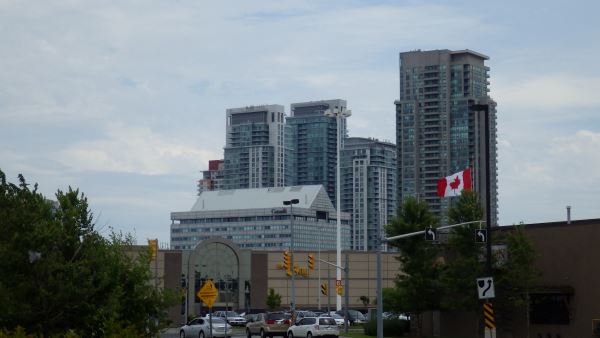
<box><xmin>363</xmin><ymin>319</ymin><xmax>410</xmax><ymax>336</ymax></box>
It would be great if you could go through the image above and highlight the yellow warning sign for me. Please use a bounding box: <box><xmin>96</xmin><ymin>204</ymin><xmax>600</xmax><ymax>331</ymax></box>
<box><xmin>197</xmin><ymin>280</ymin><xmax>219</xmax><ymax>308</ymax></box>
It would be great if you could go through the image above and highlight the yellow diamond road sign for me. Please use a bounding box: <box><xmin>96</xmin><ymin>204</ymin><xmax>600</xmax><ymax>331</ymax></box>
<box><xmin>197</xmin><ymin>280</ymin><xmax>218</xmax><ymax>308</ymax></box>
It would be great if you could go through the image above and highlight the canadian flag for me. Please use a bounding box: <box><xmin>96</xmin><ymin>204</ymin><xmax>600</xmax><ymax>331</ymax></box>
<box><xmin>437</xmin><ymin>168</ymin><xmax>472</xmax><ymax>197</ymax></box>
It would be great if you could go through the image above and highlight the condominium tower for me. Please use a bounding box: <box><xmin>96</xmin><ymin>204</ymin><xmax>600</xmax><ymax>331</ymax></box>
<box><xmin>341</xmin><ymin>137</ymin><xmax>397</xmax><ymax>251</ymax></box>
<box><xmin>395</xmin><ymin>49</ymin><xmax>498</xmax><ymax>225</ymax></box>
<box><xmin>223</xmin><ymin>105</ymin><xmax>287</xmax><ymax>189</ymax></box>
<box><xmin>286</xmin><ymin>99</ymin><xmax>348</xmax><ymax>206</ymax></box>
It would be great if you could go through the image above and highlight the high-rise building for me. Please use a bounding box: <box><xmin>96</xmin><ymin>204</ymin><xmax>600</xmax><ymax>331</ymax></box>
<box><xmin>287</xmin><ymin>99</ymin><xmax>348</xmax><ymax>206</ymax></box>
<box><xmin>341</xmin><ymin>137</ymin><xmax>397</xmax><ymax>251</ymax></box>
<box><xmin>395</xmin><ymin>49</ymin><xmax>498</xmax><ymax>225</ymax></box>
<box><xmin>197</xmin><ymin>159</ymin><xmax>225</xmax><ymax>195</ymax></box>
<box><xmin>223</xmin><ymin>105</ymin><xmax>287</xmax><ymax>190</ymax></box>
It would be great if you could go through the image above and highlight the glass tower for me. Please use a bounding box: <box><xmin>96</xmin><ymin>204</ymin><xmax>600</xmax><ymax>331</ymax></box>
<box><xmin>286</xmin><ymin>99</ymin><xmax>348</xmax><ymax>206</ymax></box>
<box><xmin>224</xmin><ymin>105</ymin><xmax>286</xmax><ymax>190</ymax></box>
<box><xmin>395</xmin><ymin>49</ymin><xmax>498</xmax><ymax>225</ymax></box>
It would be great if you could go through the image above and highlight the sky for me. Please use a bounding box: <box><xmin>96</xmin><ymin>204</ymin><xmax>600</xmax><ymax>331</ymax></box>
<box><xmin>1</xmin><ymin>0</ymin><xmax>599</xmax><ymax>246</ymax></box>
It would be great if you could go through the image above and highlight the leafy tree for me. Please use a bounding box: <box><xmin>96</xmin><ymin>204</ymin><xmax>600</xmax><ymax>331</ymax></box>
<box><xmin>385</xmin><ymin>197</ymin><xmax>440</xmax><ymax>336</ymax></box>
<box><xmin>440</xmin><ymin>190</ymin><xmax>485</xmax><ymax>311</ymax></box>
<box><xmin>494</xmin><ymin>225</ymin><xmax>540</xmax><ymax>329</ymax></box>
<box><xmin>359</xmin><ymin>295</ymin><xmax>370</xmax><ymax>307</ymax></box>
<box><xmin>265</xmin><ymin>288</ymin><xmax>281</xmax><ymax>311</ymax></box>
<box><xmin>0</xmin><ymin>170</ymin><xmax>177</xmax><ymax>337</ymax></box>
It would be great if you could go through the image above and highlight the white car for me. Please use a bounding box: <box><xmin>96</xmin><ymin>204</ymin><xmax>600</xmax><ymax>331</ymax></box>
<box><xmin>287</xmin><ymin>317</ymin><xmax>339</xmax><ymax>338</ymax></box>
<box><xmin>180</xmin><ymin>317</ymin><xmax>233</xmax><ymax>338</ymax></box>
<box><xmin>214</xmin><ymin>310</ymin><xmax>247</xmax><ymax>326</ymax></box>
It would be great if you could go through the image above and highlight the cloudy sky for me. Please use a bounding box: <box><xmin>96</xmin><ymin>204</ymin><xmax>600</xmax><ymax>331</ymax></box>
<box><xmin>1</xmin><ymin>0</ymin><xmax>599</xmax><ymax>245</ymax></box>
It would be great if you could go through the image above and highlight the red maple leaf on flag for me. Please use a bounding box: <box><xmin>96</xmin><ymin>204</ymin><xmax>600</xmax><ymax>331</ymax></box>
<box><xmin>449</xmin><ymin>176</ymin><xmax>461</xmax><ymax>191</ymax></box>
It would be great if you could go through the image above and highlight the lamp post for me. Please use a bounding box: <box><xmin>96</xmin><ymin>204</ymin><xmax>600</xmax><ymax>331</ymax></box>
<box><xmin>469</xmin><ymin>103</ymin><xmax>492</xmax><ymax>274</ymax></box>
<box><xmin>324</xmin><ymin>106</ymin><xmax>351</xmax><ymax>311</ymax></box>
<box><xmin>283</xmin><ymin>198</ymin><xmax>300</xmax><ymax>310</ymax></box>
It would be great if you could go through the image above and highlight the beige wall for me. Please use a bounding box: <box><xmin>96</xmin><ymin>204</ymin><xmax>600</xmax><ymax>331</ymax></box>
<box><xmin>262</xmin><ymin>250</ymin><xmax>402</xmax><ymax>310</ymax></box>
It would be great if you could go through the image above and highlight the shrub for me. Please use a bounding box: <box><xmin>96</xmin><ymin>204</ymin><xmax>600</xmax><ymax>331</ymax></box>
<box><xmin>363</xmin><ymin>319</ymin><xmax>410</xmax><ymax>336</ymax></box>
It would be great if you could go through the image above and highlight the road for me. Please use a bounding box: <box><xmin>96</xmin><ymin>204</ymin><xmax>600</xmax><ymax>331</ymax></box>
<box><xmin>160</xmin><ymin>327</ymin><xmax>247</xmax><ymax>338</ymax></box>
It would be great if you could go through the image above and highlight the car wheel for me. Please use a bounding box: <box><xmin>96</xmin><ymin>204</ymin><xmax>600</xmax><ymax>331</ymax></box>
<box><xmin>260</xmin><ymin>329</ymin><xmax>266</xmax><ymax>338</ymax></box>
<box><xmin>246</xmin><ymin>329</ymin><xmax>252</xmax><ymax>338</ymax></box>
<box><xmin>307</xmin><ymin>333</ymin><xmax>312</xmax><ymax>338</ymax></box>
<box><xmin>199</xmin><ymin>330</ymin><xmax>205</xmax><ymax>338</ymax></box>
<box><xmin>180</xmin><ymin>331</ymin><xmax>186</xmax><ymax>338</ymax></box>
<box><xmin>288</xmin><ymin>332</ymin><xmax>294</xmax><ymax>338</ymax></box>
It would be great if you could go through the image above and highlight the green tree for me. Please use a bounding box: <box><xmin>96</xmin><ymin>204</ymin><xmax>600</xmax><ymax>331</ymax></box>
<box><xmin>494</xmin><ymin>225</ymin><xmax>540</xmax><ymax>329</ymax></box>
<box><xmin>0</xmin><ymin>170</ymin><xmax>177</xmax><ymax>337</ymax></box>
<box><xmin>385</xmin><ymin>197</ymin><xmax>440</xmax><ymax>336</ymax></box>
<box><xmin>265</xmin><ymin>288</ymin><xmax>281</xmax><ymax>311</ymax></box>
<box><xmin>440</xmin><ymin>190</ymin><xmax>485</xmax><ymax>311</ymax></box>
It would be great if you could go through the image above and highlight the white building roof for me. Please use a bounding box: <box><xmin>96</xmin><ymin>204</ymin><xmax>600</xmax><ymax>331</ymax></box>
<box><xmin>190</xmin><ymin>185</ymin><xmax>332</xmax><ymax>212</ymax></box>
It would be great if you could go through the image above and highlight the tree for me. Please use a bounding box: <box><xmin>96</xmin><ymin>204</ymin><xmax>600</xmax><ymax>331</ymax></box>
<box><xmin>440</xmin><ymin>190</ymin><xmax>485</xmax><ymax>311</ymax></box>
<box><xmin>494</xmin><ymin>225</ymin><xmax>540</xmax><ymax>330</ymax></box>
<box><xmin>385</xmin><ymin>197</ymin><xmax>440</xmax><ymax>336</ymax></box>
<box><xmin>359</xmin><ymin>295</ymin><xmax>370</xmax><ymax>307</ymax></box>
<box><xmin>0</xmin><ymin>170</ymin><xmax>177</xmax><ymax>337</ymax></box>
<box><xmin>265</xmin><ymin>288</ymin><xmax>281</xmax><ymax>311</ymax></box>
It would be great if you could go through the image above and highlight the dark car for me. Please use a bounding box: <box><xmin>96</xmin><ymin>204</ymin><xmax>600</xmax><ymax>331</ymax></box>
<box><xmin>246</xmin><ymin>312</ymin><xmax>292</xmax><ymax>338</ymax></box>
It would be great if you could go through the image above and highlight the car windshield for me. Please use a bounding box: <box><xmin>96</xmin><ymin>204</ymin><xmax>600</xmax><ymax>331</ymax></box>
<box><xmin>225</xmin><ymin>311</ymin><xmax>239</xmax><ymax>316</ymax></box>
<box><xmin>319</xmin><ymin>318</ymin><xmax>336</xmax><ymax>325</ymax></box>
<box><xmin>267</xmin><ymin>312</ymin><xmax>289</xmax><ymax>320</ymax></box>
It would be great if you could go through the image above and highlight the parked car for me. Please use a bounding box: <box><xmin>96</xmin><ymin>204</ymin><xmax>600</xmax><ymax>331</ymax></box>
<box><xmin>246</xmin><ymin>312</ymin><xmax>292</xmax><ymax>338</ymax></box>
<box><xmin>287</xmin><ymin>317</ymin><xmax>339</xmax><ymax>338</ymax></box>
<box><xmin>294</xmin><ymin>310</ymin><xmax>317</xmax><ymax>321</ymax></box>
<box><xmin>335</xmin><ymin>310</ymin><xmax>366</xmax><ymax>324</ymax></box>
<box><xmin>214</xmin><ymin>310</ymin><xmax>247</xmax><ymax>326</ymax></box>
<box><xmin>180</xmin><ymin>317</ymin><xmax>232</xmax><ymax>338</ymax></box>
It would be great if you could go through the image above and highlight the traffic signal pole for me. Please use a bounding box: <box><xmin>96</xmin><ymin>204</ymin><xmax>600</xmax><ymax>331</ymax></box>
<box><xmin>376</xmin><ymin>220</ymin><xmax>484</xmax><ymax>338</ymax></box>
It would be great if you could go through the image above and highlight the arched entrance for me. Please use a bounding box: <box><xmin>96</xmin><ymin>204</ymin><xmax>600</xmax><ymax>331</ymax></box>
<box><xmin>185</xmin><ymin>238</ymin><xmax>243</xmax><ymax>317</ymax></box>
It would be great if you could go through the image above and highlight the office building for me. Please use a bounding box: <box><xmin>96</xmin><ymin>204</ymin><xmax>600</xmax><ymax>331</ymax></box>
<box><xmin>395</xmin><ymin>49</ymin><xmax>498</xmax><ymax>225</ymax></box>
<box><xmin>197</xmin><ymin>159</ymin><xmax>225</xmax><ymax>195</ymax></box>
<box><xmin>223</xmin><ymin>105</ymin><xmax>287</xmax><ymax>190</ymax></box>
<box><xmin>287</xmin><ymin>99</ymin><xmax>348</xmax><ymax>206</ymax></box>
<box><xmin>170</xmin><ymin>185</ymin><xmax>351</xmax><ymax>251</ymax></box>
<box><xmin>341</xmin><ymin>137</ymin><xmax>397</xmax><ymax>251</ymax></box>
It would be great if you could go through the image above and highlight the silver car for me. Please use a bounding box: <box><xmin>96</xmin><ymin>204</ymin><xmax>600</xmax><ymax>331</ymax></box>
<box><xmin>180</xmin><ymin>317</ymin><xmax>233</xmax><ymax>338</ymax></box>
<box><xmin>287</xmin><ymin>317</ymin><xmax>339</xmax><ymax>338</ymax></box>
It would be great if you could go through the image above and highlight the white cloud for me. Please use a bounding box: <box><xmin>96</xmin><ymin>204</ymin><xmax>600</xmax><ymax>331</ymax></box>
<box><xmin>495</xmin><ymin>73</ymin><xmax>600</xmax><ymax>111</ymax></box>
<box><xmin>57</xmin><ymin>124</ymin><xmax>219</xmax><ymax>175</ymax></box>
<box><xmin>499</xmin><ymin>130</ymin><xmax>600</xmax><ymax>224</ymax></box>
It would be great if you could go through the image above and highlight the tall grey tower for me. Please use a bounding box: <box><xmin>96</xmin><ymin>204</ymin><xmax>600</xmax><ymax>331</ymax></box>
<box><xmin>287</xmin><ymin>99</ymin><xmax>348</xmax><ymax>206</ymax></box>
<box><xmin>341</xmin><ymin>137</ymin><xmax>397</xmax><ymax>251</ymax></box>
<box><xmin>224</xmin><ymin>105</ymin><xmax>286</xmax><ymax>189</ymax></box>
<box><xmin>395</xmin><ymin>49</ymin><xmax>498</xmax><ymax>225</ymax></box>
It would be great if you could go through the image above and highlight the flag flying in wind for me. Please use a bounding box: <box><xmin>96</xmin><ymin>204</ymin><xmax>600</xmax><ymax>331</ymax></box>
<box><xmin>437</xmin><ymin>168</ymin><xmax>472</xmax><ymax>197</ymax></box>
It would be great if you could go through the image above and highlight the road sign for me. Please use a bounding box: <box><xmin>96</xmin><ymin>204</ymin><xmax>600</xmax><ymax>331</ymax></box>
<box><xmin>197</xmin><ymin>279</ymin><xmax>219</xmax><ymax>308</ymax></box>
<box><xmin>476</xmin><ymin>277</ymin><xmax>495</xmax><ymax>299</ymax></box>
<box><xmin>483</xmin><ymin>302</ymin><xmax>496</xmax><ymax>338</ymax></box>
<box><xmin>425</xmin><ymin>227</ymin><xmax>437</xmax><ymax>241</ymax></box>
<box><xmin>475</xmin><ymin>229</ymin><xmax>487</xmax><ymax>243</ymax></box>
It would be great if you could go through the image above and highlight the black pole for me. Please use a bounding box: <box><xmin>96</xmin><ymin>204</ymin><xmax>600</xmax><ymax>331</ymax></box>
<box><xmin>470</xmin><ymin>103</ymin><xmax>492</xmax><ymax>274</ymax></box>
<box><xmin>483</xmin><ymin>106</ymin><xmax>492</xmax><ymax>274</ymax></box>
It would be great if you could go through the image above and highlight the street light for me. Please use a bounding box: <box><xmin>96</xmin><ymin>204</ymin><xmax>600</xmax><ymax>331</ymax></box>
<box><xmin>283</xmin><ymin>198</ymin><xmax>300</xmax><ymax>310</ymax></box>
<box><xmin>324</xmin><ymin>106</ymin><xmax>351</xmax><ymax>311</ymax></box>
<box><xmin>469</xmin><ymin>103</ymin><xmax>492</xmax><ymax>274</ymax></box>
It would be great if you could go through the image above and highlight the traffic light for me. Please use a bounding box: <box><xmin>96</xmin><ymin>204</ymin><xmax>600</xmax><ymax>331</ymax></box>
<box><xmin>283</xmin><ymin>250</ymin><xmax>291</xmax><ymax>274</ymax></box>
<box><xmin>148</xmin><ymin>239</ymin><xmax>158</xmax><ymax>259</ymax></box>
<box><xmin>321</xmin><ymin>283</ymin><xmax>328</xmax><ymax>295</ymax></box>
<box><xmin>308</xmin><ymin>254</ymin><xmax>315</xmax><ymax>270</ymax></box>
<box><xmin>336</xmin><ymin>285</ymin><xmax>344</xmax><ymax>296</ymax></box>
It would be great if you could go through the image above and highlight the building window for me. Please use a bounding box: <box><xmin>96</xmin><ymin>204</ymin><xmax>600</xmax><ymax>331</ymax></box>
<box><xmin>529</xmin><ymin>293</ymin><xmax>571</xmax><ymax>325</ymax></box>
